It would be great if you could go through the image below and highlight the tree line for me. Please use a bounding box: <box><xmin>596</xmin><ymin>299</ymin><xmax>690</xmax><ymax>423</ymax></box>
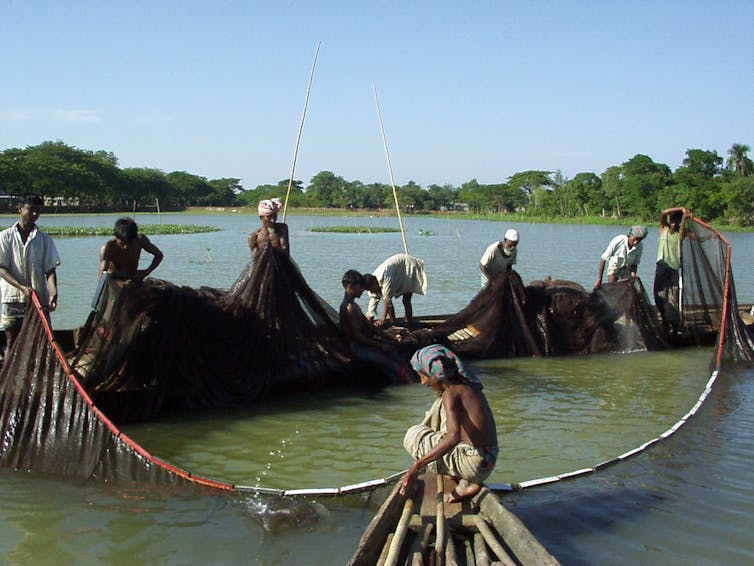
<box><xmin>1</xmin><ymin>140</ymin><xmax>753</xmax><ymax>225</ymax></box>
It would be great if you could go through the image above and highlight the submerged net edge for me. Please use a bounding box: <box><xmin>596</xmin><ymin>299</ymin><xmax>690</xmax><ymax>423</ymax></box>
<box><xmin>0</xmin><ymin>293</ymin><xmax>234</xmax><ymax>491</ymax></box>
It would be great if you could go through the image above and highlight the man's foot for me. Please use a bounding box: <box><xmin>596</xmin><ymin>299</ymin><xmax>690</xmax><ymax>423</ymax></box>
<box><xmin>444</xmin><ymin>479</ymin><xmax>481</xmax><ymax>503</ymax></box>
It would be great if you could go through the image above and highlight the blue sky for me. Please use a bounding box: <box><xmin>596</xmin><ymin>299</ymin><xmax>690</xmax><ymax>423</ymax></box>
<box><xmin>2</xmin><ymin>1</ymin><xmax>752</xmax><ymax>189</ymax></box>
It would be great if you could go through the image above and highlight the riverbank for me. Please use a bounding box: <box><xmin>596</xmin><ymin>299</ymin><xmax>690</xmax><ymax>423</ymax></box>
<box><xmin>183</xmin><ymin>207</ymin><xmax>754</xmax><ymax>232</ymax></box>
<box><xmin>2</xmin><ymin>206</ymin><xmax>750</xmax><ymax>232</ymax></box>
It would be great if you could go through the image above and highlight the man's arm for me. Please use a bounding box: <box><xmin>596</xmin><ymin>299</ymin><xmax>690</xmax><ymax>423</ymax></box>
<box><xmin>0</xmin><ymin>266</ymin><xmax>32</xmax><ymax>297</ymax></box>
<box><xmin>46</xmin><ymin>269</ymin><xmax>58</xmax><ymax>311</ymax></box>
<box><xmin>277</xmin><ymin>223</ymin><xmax>290</xmax><ymax>254</ymax></box>
<box><xmin>480</xmin><ymin>262</ymin><xmax>493</xmax><ymax>283</ymax></box>
<box><xmin>342</xmin><ymin>303</ymin><xmax>392</xmax><ymax>351</ymax></box>
<box><xmin>660</xmin><ymin>207</ymin><xmax>686</xmax><ymax>227</ymax></box>
<box><xmin>137</xmin><ymin>235</ymin><xmax>164</xmax><ymax>279</ymax></box>
<box><xmin>594</xmin><ymin>259</ymin><xmax>607</xmax><ymax>289</ymax></box>
<box><xmin>98</xmin><ymin>243</ymin><xmax>110</xmax><ymax>274</ymax></box>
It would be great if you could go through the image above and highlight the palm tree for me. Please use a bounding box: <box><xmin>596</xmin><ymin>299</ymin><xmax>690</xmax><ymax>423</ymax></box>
<box><xmin>727</xmin><ymin>143</ymin><xmax>754</xmax><ymax>176</ymax></box>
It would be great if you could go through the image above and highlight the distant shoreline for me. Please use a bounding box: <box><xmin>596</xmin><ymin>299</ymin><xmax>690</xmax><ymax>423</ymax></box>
<box><xmin>0</xmin><ymin>206</ymin><xmax>750</xmax><ymax>232</ymax></box>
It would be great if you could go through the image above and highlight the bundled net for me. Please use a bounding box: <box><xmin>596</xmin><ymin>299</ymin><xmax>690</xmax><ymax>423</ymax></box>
<box><xmin>432</xmin><ymin>271</ymin><xmax>627</xmax><ymax>358</ymax></box>
<box><xmin>70</xmin><ymin>247</ymin><xmax>353</xmax><ymax>423</ymax></box>
<box><xmin>431</xmin><ymin>217</ymin><xmax>753</xmax><ymax>365</ymax></box>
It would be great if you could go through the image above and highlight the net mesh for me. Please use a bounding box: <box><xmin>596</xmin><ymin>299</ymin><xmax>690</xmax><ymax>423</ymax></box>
<box><xmin>430</xmin><ymin>272</ymin><xmax>671</xmax><ymax>357</ymax></box>
<box><xmin>0</xmin><ymin>220</ymin><xmax>751</xmax><ymax>486</ymax></box>
<box><xmin>69</xmin><ymin>246</ymin><xmax>353</xmax><ymax>423</ymax></box>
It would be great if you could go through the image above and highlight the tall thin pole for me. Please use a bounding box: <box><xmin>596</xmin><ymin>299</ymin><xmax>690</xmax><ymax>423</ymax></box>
<box><xmin>282</xmin><ymin>41</ymin><xmax>321</xmax><ymax>222</ymax></box>
<box><xmin>373</xmin><ymin>82</ymin><xmax>409</xmax><ymax>256</ymax></box>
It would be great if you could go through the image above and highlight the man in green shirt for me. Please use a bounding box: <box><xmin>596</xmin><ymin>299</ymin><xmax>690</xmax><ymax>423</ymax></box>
<box><xmin>654</xmin><ymin>207</ymin><xmax>689</xmax><ymax>334</ymax></box>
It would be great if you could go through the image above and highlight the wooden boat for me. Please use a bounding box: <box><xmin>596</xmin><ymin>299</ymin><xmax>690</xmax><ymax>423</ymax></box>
<box><xmin>348</xmin><ymin>471</ymin><xmax>560</xmax><ymax>566</ymax></box>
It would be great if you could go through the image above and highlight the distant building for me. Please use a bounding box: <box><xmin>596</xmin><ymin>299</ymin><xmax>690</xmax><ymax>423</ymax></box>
<box><xmin>453</xmin><ymin>202</ymin><xmax>470</xmax><ymax>212</ymax></box>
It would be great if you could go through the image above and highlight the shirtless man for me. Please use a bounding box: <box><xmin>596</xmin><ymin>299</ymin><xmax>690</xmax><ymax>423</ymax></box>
<box><xmin>339</xmin><ymin>269</ymin><xmax>406</xmax><ymax>381</ymax></box>
<box><xmin>99</xmin><ymin>218</ymin><xmax>164</xmax><ymax>279</ymax></box>
<box><xmin>248</xmin><ymin>198</ymin><xmax>289</xmax><ymax>259</ymax></box>
<box><xmin>401</xmin><ymin>344</ymin><xmax>498</xmax><ymax>502</ymax></box>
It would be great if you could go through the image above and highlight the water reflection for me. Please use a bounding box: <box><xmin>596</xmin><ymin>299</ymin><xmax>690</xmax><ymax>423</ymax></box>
<box><xmin>123</xmin><ymin>348</ymin><xmax>714</xmax><ymax>489</ymax></box>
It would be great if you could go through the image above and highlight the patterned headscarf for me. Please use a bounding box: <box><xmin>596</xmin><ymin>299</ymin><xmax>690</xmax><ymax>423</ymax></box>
<box><xmin>258</xmin><ymin>198</ymin><xmax>283</xmax><ymax>217</ymax></box>
<box><xmin>628</xmin><ymin>225</ymin><xmax>648</xmax><ymax>239</ymax></box>
<box><xmin>410</xmin><ymin>344</ymin><xmax>481</xmax><ymax>388</ymax></box>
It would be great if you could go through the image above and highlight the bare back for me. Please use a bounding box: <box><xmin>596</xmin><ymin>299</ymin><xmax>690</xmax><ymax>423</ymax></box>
<box><xmin>99</xmin><ymin>234</ymin><xmax>162</xmax><ymax>278</ymax></box>
<box><xmin>442</xmin><ymin>384</ymin><xmax>498</xmax><ymax>448</ymax></box>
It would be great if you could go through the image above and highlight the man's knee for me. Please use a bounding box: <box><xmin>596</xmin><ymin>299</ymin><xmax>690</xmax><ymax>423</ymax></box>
<box><xmin>403</xmin><ymin>424</ymin><xmax>433</xmax><ymax>458</ymax></box>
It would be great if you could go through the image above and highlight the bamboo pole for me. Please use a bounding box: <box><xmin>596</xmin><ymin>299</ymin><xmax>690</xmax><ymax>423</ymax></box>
<box><xmin>372</xmin><ymin>82</ymin><xmax>410</xmax><ymax>256</ymax></box>
<box><xmin>384</xmin><ymin>497</ymin><xmax>415</xmax><ymax>566</ymax></box>
<box><xmin>282</xmin><ymin>41</ymin><xmax>321</xmax><ymax>223</ymax></box>
<box><xmin>472</xmin><ymin>533</ymin><xmax>490</xmax><ymax>566</ymax></box>
<box><xmin>435</xmin><ymin>474</ymin><xmax>446</xmax><ymax>566</ymax></box>
<box><xmin>473</xmin><ymin>516</ymin><xmax>516</xmax><ymax>566</ymax></box>
<box><xmin>408</xmin><ymin>522</ymin><xmax>434</xmax><ymax>566</ymax></box>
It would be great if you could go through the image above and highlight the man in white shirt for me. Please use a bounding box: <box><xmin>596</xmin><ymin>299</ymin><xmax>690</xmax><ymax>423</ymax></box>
<box><xmin>0</xmin><ymin>195</ymin><xmax>61</xmax><ymax>356</ymax></box>
<box><xmin>479</xmin><ymin>228</ymin><xmax>519</xmax><ymax>287</ymax></box>
<box><xmin>365</xmin><ymin>253</ymin><xmax>428</xmax><ymax>327</ymax></box>
<box><xmin>594</xmin><ymin>225</ymin><xmax>647</xmax><ymax>288</ymax></box>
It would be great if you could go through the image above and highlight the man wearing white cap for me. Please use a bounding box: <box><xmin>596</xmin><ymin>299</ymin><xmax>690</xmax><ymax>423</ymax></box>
<box><xmin>479</xmin><ymin>228</ymin><xmax>519</xmax><ymax>287</ymax></box>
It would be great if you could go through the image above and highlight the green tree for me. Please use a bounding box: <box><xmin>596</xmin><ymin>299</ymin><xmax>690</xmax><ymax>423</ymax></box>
<box><xmin>726</xmin><ymin>143</ymin><xmax>753</xmax><ymax>176</ymax></box>
<box><xmin>397</xmin><ymin>181</ymin><xmax>428</xmax><ymax>211</ymax></box>
<box><xmin>426</xmin><ymin>184</ymin><xmax>458</xmax><ymax>210</ymax></box>
<box><xmin>619</xmin><ymin>154</ymin><xmax>671</xmax><ymax>218</ymax></box>
<box><xmin>671</xmin><ymin>149</ymin><xmax>723</xmax><ymax>218</ymax></box>
<box><xmin>306</xmin><ymin>171</ymin><xmax>350</xmax><ymax>207</ymax></box>
<box><xmin>566</xmin><ymin>172</ymin><xmax>603</xmax><ymax>216</ymax></box>
<box><xmin>457</xmin><ymin>179</ymin><xmax>485</xmax><ymax>212</ymax></box>
<box><xmin>717</xmin><ymin>175</ymin><xmax>754</xmax><ymax>225</ymax></box>
<box><xmin>601</xmin><ymin>166</ymin><xmax>623</xmax><ymax>217</ymax></box>
<box><xmin>507</xmin><ymin>170</ymin><xmax>552</xmax><ymax>213</ymax></box>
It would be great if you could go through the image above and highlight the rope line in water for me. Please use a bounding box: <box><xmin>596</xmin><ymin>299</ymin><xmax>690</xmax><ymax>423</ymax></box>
<box><xmin>231</xmin><ymin>369</ymin><xmax>719</xmax><ymax>497</ymax></box>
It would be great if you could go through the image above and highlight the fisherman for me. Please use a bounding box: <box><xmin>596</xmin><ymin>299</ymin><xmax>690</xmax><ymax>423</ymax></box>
<box><xmin>339</xmin><ymin>269</ymin><xmax>408</xmax><ymax>382</ymax></box>
<box><xmin>99</xmin><ymin>218</ymin><xmax>164</xmax><ymax>279</ymax></box>
<box><xmin>0</xmin><ymin>194</ymin><xmax>61</xmax><ymax>357</ymax></box>
<box><xmin>249</xmin><ymin>198</ymin><xmax>289</xmax><ymax>259</ymax></box>
<box><xmin>594</xmin><ymin>225</ymin><xmax>648</xmax><ymax>288</ymax></box>
<box><xmin>479</xmin><ymin>228</ymin><xmax>519</xmax><ymax>287</ymax></box>
<box><xmin>654</xmin><ymin>208</ymin><xmax>689</xmax><ymax>334</ymax></box>
<box><xmin>365</xmin><ymin>253</ymin><xmax>428</xmax><ymax>327</ymax></box>
<box><xmin>401</xmin><ymin>344</ymin><xmax>498</xmax><ymax>502</ymax></box>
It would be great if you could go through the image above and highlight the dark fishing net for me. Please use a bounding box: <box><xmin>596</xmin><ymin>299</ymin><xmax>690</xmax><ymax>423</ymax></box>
<box><xmin>431</xmin><ymin>271</ymin><xmax>623</xmax><ymax>358</ymax></box>
<box><xmin>681</xmin><ymin>217</ymin><xmax>754</xmax><ymax>365</ymax></box>
<box><xmin>0</xmin><ymin>298</ymin><xmax>210</xmax><ymax>486</ymax></box>
<box><xmin>69</xmin><ymin>247</ymin><xmax>353</xmax><ymax>423</ymax></box>
<box><xmin>595</xmin><ymin>279</ymin><xmax>670</xmax><ymax>352</ymax></box>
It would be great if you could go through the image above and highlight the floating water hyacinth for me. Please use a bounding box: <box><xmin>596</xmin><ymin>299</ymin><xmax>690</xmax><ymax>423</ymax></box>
<box><xmin>13</xmin><ymin>224</ymin><xmax>221</xmax><ymax>237</ymax></box>
<box><xmin>308</xmin><ymin>226</ymin><xmax>400</xmax><ymax>233</ymax></box>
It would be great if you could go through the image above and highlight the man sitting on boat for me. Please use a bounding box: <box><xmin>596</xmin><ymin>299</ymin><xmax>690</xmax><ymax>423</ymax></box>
<box><xmin>401</xmin><ymin>344</ymin><xmax>498</xmax><ymax>502</ymax></box>
<box><xmin>479</xmin><ymin>228</ymin><xmax>519</xmax><ymax>287</ymax></box>
<box><xmin>340</xmin><ymin>269</ymin><xmax>409</xmax><ymax>382</ymax></box>
<box><xmin>99</xmin><ymin>218</ymin><xmax>164</xmax><ymax>280</ymax></box>
<box><xmin>365</xmin><ymin>253</ymin><xmax>428</xmax><ymax>328</ymax></box>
